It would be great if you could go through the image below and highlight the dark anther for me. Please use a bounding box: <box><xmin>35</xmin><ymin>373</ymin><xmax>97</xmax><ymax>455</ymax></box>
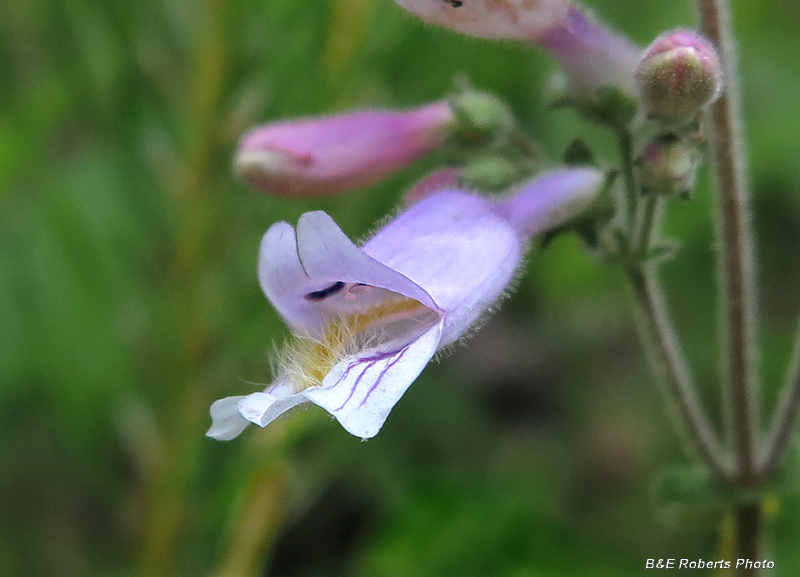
<box><xmin>305</xmin><ymin>281</ymin><xmax>345</xmax><ymax>301</ymax></box>
<box><xmin>443</xmin><ymin>0</ymin><xmax>463</xmax><ymax>7</ymax></box>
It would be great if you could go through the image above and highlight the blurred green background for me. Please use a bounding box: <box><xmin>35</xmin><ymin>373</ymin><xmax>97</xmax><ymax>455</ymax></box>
<box><xmin>3</xmin><ymin>0</ymin><xmax>800</xmax><ymax>575</ymax></box>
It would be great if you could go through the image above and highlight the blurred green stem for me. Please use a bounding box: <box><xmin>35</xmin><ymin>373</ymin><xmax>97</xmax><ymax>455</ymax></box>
<box><xmin>698</xmin><ymin>0</ymin><xmax>758</xmax><ymax>486</ymax></box>
<box><xmin>617</xmin><ymin>123</ymin><xmax>727</xmax><ymax>480</ymax></box>
<box><xmin>510</xmin><ymin>126</ymin><xmax>542</xmax><ymax>163</ymax></box>
<box><xmin>138</xmin><ymin>0</ymin><xmax>232</xmax><ymax>574</ymax></box>
<box><xmin>213</xmin><ymin>431</ymin><xmax>290</xmax><ymax>577</ymax></box>
<box><xmin>697</xmin><ymin>0</ymin><xmax>761</xmax><ymax>573</ymax></box>
<box><xmin>762</xmin><ymin>327</ymin><xmax>800</xmax><ymax>477</ymax></box>
<box><xmin>636</xmin><ymin>193</ymin><xmax>660</xmax><ymax>257</ymax></box>
<box><xmin>617</xmin><ymin>129</ymin><xmax>638</xmax><ymax>231</ymax></box>
<box><xmin>626</xmin><ymin>267</ymin><xmax>728</xmax><ymax>481</ymax></box>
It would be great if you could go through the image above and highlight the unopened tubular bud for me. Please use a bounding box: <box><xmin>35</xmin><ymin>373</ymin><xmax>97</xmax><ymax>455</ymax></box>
<box><xmin>537</xmin><ymin>6</ymin><xmax>640</xmax><ymax>101</ymax></box>
<box><xmin>391</xmin><ymin>0</ymin><xmax>569</xmax><ymax>41</ymax></box>
<box><xmin>635</xmin><ymin>30</ymin><xmax>722</xmax><ymax>122</ymax></box>
<box><xmin>235</xmin><ymin>102</ymin><xmax>455</xmax><ymax>197</ymax></box>
<box><xmin>640</xmin><ymin>136</ymin><xmax>701</xmax><ymax>197</ymax></box>
<box><xmin>450</xmin><ymin>91</ymin><xmax>513</xmax><ymax>140</ymax></box>
<box><xmin>494</xmin><ymin>167</ymin><xmax>605</xmax><ymax>237</ymax></box>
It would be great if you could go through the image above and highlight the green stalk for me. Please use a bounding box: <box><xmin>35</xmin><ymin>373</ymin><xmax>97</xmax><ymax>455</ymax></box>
<box><xmin>697</xmin><ymin>0</ymin><xmax>761</xmax><ymax>573</ymax></box>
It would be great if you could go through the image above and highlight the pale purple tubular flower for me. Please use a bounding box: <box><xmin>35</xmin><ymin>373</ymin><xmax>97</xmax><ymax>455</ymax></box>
<box><xmin>536</xmin><ymin>6</ymin><xmax>640</xmax><ymax>100</ymax></box>
<box><xmin>235</xmin><ymin>102</ymin><xmax>455</xmax><ymax>197</ymax></box>
<box><xmin>390</xmin><ymin>1</ymin><xmax>638</xmax><ymax>102</ymax></box>
<box><xmin>208</xmin><ymin>168</ymin><xmax>604</xmax><ymax>441</ymax></box>
<box><xmin>392</xmin><ymin>0</ymin><xmax>569</xmax><ymax>41</ymax></box>
<box><xmin>495</xmin><ymin>167</ymin><xmax>605</xmax><ymax>237</ymax></box>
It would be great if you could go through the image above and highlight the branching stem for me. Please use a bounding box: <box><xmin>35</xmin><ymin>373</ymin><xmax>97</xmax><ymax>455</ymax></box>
<box><xmin>615</xmin><ymin>109</ymin><xmax>728</xmax><ymax>481</ymax></box>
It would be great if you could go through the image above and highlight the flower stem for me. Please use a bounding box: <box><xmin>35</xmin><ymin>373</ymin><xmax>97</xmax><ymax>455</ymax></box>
<box><xmin>735</xmin><ymin>503</ymin><xmax>763</xmax><ymax>577</ymax></box>
<box><xmin>138</xmin><ymin>0</ymin><xmax>232</xmax><ymax>575</ymax></box>
<box><xmin>626</xmin><ymin>267</ymin><xmax>729</xmax><ymax>481</ymax></box>
<box><xmin>761</xmin><ymin>325</ymin><xmax>800</xmax><ymax>478</ymax></box>
<box><xmin>617</xmin><ymin>129</ymin><xmax>638</xmax><ymax>231</ymax></box>
<box><xmin>697</xmin><ymin>0</ymin><xmax>758</xmax><ymax>486</ymax></box>
<box><xmin>510</xmin><ymin>126</ymin><xmax>543</xmax><ymax>162</ymax></box>
<box><xmin>616</xmin><ymin>121</ymin><xmax>728</xmax><ymax>480</ymax></box>
<box><xmin>636</xmin><ymin>193</ymin><xmax>660</xmax><ymax>257</ymax></box>
<box><xmin>697</xmin><ymin>0</ymin><xmax>761</xmax><ymax>572</ymax></box>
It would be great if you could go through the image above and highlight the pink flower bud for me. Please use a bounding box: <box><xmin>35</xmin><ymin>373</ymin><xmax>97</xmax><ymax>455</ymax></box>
<box><xmin>635</xmin><ymin>30</ymin><xmax>722</xmax><ymax>122</ymax></box>
<box><xmin>235</xmin><ymin>102</ymin><xmax>455</xmax><ymax>197</ymax></box>
<box><xmin>391</xmin><ymin>0</ymin><xmax>569</xmax><ymax>40</ymax></box>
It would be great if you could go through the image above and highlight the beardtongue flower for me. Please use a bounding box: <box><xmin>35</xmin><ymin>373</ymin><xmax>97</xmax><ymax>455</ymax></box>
<box><xmin>207</xmin><ymin>167</ymin><xmax>604</xmax><ymax>441</ymax></box>
<box><xmin>537</xmin><ymin>6</ymin><xmax>640</xmax><ymax>101</ymax></box>
<box><xmin>495</xmin><ymin>167</ymin><xmax>605</xmax><ymax>236</ymax></box>
<box><xmin>235</xmin><ymin>102</ymin><xmax>455</xmax><ymax>196</ymax></box>
<box><xmin>391</xmin><ymin>0</ymin><xmax>569</xmax><ymax>40</ymax></box>
<box><xmin>391</xmin><ymin>1</ymin><xmax>639</xmax><ymax>102</ymax></box>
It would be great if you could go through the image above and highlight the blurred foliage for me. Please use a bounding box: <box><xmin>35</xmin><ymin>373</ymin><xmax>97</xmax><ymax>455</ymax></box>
<box><xmin>2</xmin><ymin>0</ymin><xmax>800</xmax><ymax>576</ymax></box>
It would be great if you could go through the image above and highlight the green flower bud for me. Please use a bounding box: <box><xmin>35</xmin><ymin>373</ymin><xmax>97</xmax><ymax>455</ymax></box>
<box><xmin>635</xmin><ymin>30</ymin><xmax>722</xmax><ymax>123</ymax></box>
<box><xmin>639</xmin><ymin>135</ymin><xmax>702</xmax><ymax>198</ymax></box>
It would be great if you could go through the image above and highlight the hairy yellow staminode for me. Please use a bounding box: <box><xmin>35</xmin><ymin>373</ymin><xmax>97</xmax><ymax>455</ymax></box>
<box><xmin>277</xmin><ymin>296</ymin><xmax>434</xmax><ymax>392</ymax></box>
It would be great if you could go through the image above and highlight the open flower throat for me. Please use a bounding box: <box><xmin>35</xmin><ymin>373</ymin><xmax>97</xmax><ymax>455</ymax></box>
<box><xmin>278</xmin><ymin>281</ymin><xmax>440</xmax><ymax>392</ymax></box>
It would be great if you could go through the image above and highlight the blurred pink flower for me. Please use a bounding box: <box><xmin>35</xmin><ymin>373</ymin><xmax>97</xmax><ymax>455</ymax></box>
<box><xmin>392</xmin><ymin>1</ymin><xmax>639</xmax><ymax>101</ymax></box>
<box><xmin>392</xmin><ymin>0</ymin><xmax>569</xmax><ymax>40</ymax></box>
<box><xmin>537</xmin><ymin>6</ymin><xmax>640</xmax><ymax>100</ymax></box>
<box><xmin>235</xmin><ymin>102</ymin><xmax>455</xmax><ymax>196</ymax></box>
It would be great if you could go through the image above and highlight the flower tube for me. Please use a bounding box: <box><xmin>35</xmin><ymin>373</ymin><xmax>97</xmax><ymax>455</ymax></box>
<box><xmin>495</xmin><ymin>167</ymin><xmax>605</xmax><ymax>237</ymax></box>
<box><xmin>208</xmin><ymin>168</ymin><xmax>604</xmax><ymax>440</ymax></box>
<box><xmin>536</xmin><ymin>6</ymin><xmax>640</xmax><ymax>101</ymax></box>
<box><xmin>391</xmin><ymin>1</ymin><xmax>639</xmax><ymax>102</ymax></box>
<box><xmin>391</xmin><ymin>0</ymin><xmax>569</xmax><ymax>40</ymax></box>
<box><xmin>236</xmin><ymin>102</ymin><xmax>455</xmax><ymax>196</ymax></box>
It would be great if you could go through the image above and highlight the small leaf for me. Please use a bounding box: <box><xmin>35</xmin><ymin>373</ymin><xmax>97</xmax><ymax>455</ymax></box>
<box><xmin>460</xmin><ymin>156</ymin><xmax>525</xmax><ymax>192</ymax></box>
<box><xmin>644</xmin><ymin>243</ymin><xmax>680</xmax><ymax>263</ymax></box>
<box><xmin>652</xmin><ymin>454</ymin><xmax>800</xmax><ymax>519</ymax></box>
<box><xmin>553</xmin><ymin>87</ymin><xmax>638</xmax><ymax>130</ymax></box>
<box><xmin>540</xmin><ymin>226</ymin><xmax>566</xmax><ymax>250</ymax></box>
<box><xmin>563</xmin><ymin>139</ymin><xmax>595</xmax><ymax>166</ymax></box>
<box><xmin>592</xmin><ymin>86</ymin><xmax>638</xmax><ymax>129</ymax></box>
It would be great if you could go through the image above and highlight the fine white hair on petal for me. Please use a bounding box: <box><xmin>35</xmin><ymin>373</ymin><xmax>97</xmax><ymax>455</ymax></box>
<box><xmin>303</xmin><ymin>321</ymin><xmax>443</xmax><ymax>439</ymax></box>
<box><xmin>392</xmin><ymin>0</ymin><xmax>570</xmax><ymax>41</ymax></box>
<box><xmin>207</xmin><ymin>396</ymin><xmax>250</xmax><ymax>441</ymax></box>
